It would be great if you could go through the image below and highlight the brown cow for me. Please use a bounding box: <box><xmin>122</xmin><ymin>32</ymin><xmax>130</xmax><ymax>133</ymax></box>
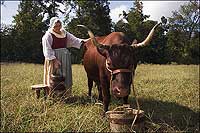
<box><xmin>78</xmin><ymin>23</ymin><xmax>161</xmax><ymax>112</ymax></box>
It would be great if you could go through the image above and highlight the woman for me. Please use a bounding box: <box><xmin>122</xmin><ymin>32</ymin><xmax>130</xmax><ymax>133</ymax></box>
<box><xmin>42</xmin><ymin>17</ymin><xmax>85</xmax><ymax>96</ymax></box>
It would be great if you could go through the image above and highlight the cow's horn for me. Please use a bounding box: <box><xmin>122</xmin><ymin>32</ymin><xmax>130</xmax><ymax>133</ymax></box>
<box><xmin>77</xmin><ymin>25</ymin><xmax>101</xmax><ymax>47</ymax></box>
<box><xmin>132</xmin><ymin>23</ymin><xmax>161</xmax><ymax>48</ymax></box>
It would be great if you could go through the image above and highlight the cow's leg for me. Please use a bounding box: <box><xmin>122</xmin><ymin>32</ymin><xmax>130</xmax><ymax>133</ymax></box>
<box><xmin>102</xmin><ymin>87</ymin><xmax>110</xmax><ymax>112</ymax></box>
<box><xmin>97</xmin><ymin>83</ymin><xmax>103</xmax><ymax>101</ymax></box>
<box><xmin>88</xmin><ymin>77</ymin><xmax>93</xmax><ymax>97</ymax></box>
<box><xmin>101</xmin><ymin>79</ymin><xmax>110</xmax><ymax>112</ymax></box>
<box><xmin>99</xmin><ymin>72</ymin><xmax>110</xmax><ymax>114</ymax></box>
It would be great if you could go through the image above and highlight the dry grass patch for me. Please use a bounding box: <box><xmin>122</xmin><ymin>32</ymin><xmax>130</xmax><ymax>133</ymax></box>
<box><xmin>1</xmin><ymin>63</ymin><xmax>199</xmax><ymax>132</ymax></box>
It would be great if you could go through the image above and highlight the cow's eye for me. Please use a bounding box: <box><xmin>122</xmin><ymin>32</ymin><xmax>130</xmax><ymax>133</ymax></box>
<box><xmin>107</xmin><ymin>61</ymin><xmax>111</xmax><ymax>66</ymax></box>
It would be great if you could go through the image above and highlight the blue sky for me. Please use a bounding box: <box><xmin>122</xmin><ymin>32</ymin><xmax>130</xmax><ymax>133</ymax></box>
<box><xmin>1</xmin><ymin>1</ymin><xmax>189</xmax><ymax>25</ymax></box>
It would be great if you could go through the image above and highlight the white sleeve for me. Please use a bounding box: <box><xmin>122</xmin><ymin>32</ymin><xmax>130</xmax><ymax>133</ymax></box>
<box><xmin>42</xmin><ymin>32</ymin><xmax>56</xmax><ymax>60</ymax></box>
<box><xmin>66</xmin><ymin>32</ymin><xmax>83</xmax><ymax>49</ymax></box>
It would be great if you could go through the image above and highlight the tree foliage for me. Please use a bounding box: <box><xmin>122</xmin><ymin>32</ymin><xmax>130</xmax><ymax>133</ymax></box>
<box><xmin>115</xmin><ymin>0</ymin><xmax>168</xmax><ymax>64</ymax></box>
<box><xmin>65</xmin><ymin>0</ymin><xmax>112</xmax><ymax>38</ymax></box>
<box><xmin>127</xmin><ymin>0</ymin><xmax>150</xmax><ymax>41</ymax></box>
<box><xmin>37</xmin><ymin>0</ymin><xmax>66</xmax><ymax>26</ymax></box>
<box><xmin>64</xmin><ymin>0</ymin><xmax>112</xmax><ymax>63</ymax></box>
<box><xmin>167</xmin><ymin>1</ymin><xmax>199</xmax><ymax>64</ymax></box>
<box><xmin>2</xmin><ymin>0</ymin><xmax>46</xmax><ymax>63</ymax></box>
<box><xmin>1</xmin><ymin>24</ymin><xmax>16</xmax><ymax>61</ymax></box>
<box><xmin>1</xmin><ymin>0</ymin><xmax>199</xmax><ymax>64</ymax></box>
<box><xmin>136</xmin><ymin>20</ymin><xmax>168</xmax><ymax>64</ymax></box>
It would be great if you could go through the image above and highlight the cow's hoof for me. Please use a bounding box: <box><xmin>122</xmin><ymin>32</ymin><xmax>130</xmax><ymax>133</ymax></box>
<box><xmin>95</xmin><ymin>102</ymin><xmax>103</xmax><ymax>106</ymax></box>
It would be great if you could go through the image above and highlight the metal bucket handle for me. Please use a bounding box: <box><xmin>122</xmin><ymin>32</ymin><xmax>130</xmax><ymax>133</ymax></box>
<box><xmin>113</xmin><ymin>104</ymin><xmax>130</xmax><ymax>111</ymax></box>
<box><xmin>130</xmin><ymin>72</ymin><xmax>140</xmax><ymax>131</ymax></box>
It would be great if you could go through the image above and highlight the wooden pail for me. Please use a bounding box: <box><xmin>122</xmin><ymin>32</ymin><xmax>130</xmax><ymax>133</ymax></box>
<box><xmin>106</xmin><ymin>105</ymin><xmax>145</xmax><ymax>132</ymax></box>
<box><xmin>49</xmin><ymin>74</ymin><xmax>66</xmax><ymax>98</ymax></box>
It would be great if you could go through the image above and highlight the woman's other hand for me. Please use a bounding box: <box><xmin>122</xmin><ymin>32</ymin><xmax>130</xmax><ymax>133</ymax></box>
<box><xmin>83</xmin><ymin>38</ymin><xmax>90</xmax><ymax>42</ymax></box>
<box><xmin>53</xmin><ymin>58</ymin><xmax>61</xmax><ymax>69</ymax></box>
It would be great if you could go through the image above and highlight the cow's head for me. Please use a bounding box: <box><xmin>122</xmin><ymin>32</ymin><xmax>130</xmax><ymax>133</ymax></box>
<box><xmin>78</xmin><ymin>23</ymin><xmax>161</xmax><ymax>98</ymax></box>
<box><xmin>97</xmin><ymin>44</ymin><xmax>136</xmax><ymax>97</ymax></box>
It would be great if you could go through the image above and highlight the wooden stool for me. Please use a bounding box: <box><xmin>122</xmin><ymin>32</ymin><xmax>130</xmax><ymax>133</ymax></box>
<box><xmin>31</xmin><ymin>84</ymin><xmax>49</xmax><ymax>99</ymax></box>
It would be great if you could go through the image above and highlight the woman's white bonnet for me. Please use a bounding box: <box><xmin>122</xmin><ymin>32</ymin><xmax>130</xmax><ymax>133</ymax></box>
<box><xmin>49</xmin><ymin>17</ymin><xmax>63</xmax><ymax>28</ymax></box>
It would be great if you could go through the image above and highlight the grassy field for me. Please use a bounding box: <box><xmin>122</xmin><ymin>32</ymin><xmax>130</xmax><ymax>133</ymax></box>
<box><xmin>1</xmin><ymin>63</ymin><xmax>199</xmax><ymax>132</ymax></box>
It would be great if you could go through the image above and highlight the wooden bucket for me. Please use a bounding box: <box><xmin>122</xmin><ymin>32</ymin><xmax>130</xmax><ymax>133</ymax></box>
<box><xmin>106</xmin><ymin>105</ymin><xmax>145</xmax><ymax>132</ymax></box>
<box><xmin>49</xmin><ymin>74</ymin><xmax>67</xmax><ymax>98</ymax></box>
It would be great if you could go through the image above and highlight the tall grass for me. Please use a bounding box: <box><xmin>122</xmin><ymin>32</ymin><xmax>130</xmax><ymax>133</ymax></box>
<box><xmin>1</xmin><ymin>63</ymin><xmax>199</xmax><ymax>132</ymax></box>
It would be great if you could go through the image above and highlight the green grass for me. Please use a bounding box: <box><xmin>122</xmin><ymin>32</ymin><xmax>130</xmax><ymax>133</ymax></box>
<box><xmin>1</xmin><ymin>63</ymin><xmax>199</xmax><ymax>132</ymax></box>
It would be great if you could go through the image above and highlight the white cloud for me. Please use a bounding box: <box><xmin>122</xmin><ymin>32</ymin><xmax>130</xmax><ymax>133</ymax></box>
<box><xmin>1</xmin><ymin>1</ymin><xmax>190</xmax><ymax>25</ymax></box>
<box><xmin>1</xmin><ymin>1</ymin><xmax>20</xmax><ymax>25</ymax></box>
<box><xmin>142</xmin><ymin>1</ymin><xmax>189</xmax><ymax>22</ymax></box>
<box><xmin>110</xmin><ymin>5</ymin><xmax>129</xmax><ymax>23</ymax></box>
<box><xmin>109</xmin><ymin>1</ymin><xmax>189</xmax><ymax>23</ymax></box>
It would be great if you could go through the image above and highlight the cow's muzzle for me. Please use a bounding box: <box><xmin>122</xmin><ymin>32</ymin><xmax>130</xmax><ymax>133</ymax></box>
<box><xmin>106</xmin><ymin>60</ymin><xmax>133</xmax><ymax>98</ymax></box>
<box><xmin>112</xmin><ymin>87</ymin><xmax>130</xmax><ymax>97</ymax></box>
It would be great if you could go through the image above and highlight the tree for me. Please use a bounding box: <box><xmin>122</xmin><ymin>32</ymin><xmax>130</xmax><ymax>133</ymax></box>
<box><xmin>1</xmin><ymin>1</ymin><xmax>65</xmax><ymax>63</ymax></box>
<box><xmin>1</xmin><ymin>24</ymin><xmax>17</xmax><ymax>61</ymax></box>
<box><xmin>12</xmin><ymin>0</ymin><xmax>46</xmax><ymax>63</ymax></box>
<box><xmin>127</xmin><ymin>0</ymin><xmax>150</xmax><ymax>41</ymax></box>
<box><xmin>37</xmin><ymin>0</ymin><xmax>66</xmax><ymax>26</ymax></box>
<box><xmin>137</xmin><ymin>20</ymin><xmax>169</xmax><ymax>64</ymax></box>
<box><xmin>63</xmin><ymin>0</ymin><xmax>112</xmax><ymax>63</ymax></box>
<box><xmin>114</xmin><ymin>0</ymin><xmax>169</xmax><ymax>64</ymax></box>
<box><xmin>113</xmin><ymin>19</ymin><xmax>135</xmax><ymax>51</ymax></box>
<box><xmin>114</xmin><ymin>0</ymin><xmax>150</xmax><ymax>42</ymax></box>
<box><xmin>65</xmin><ymin>0</ymin><xmax>112</xmax><ymax>38</ymax></box>
<box><xmin>167</xmin><ymin>1</ymin><xmax>199</xmax><ymax>64</ymax></box>
<box><xmin>168</xmin><ymin>1</ymin><xmax>199</xmax><ymax>40</ymax></box>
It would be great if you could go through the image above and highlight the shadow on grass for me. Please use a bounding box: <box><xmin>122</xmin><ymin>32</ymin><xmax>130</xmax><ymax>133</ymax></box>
<box><xmin>127</xmin><ymin>97</ymin><xmax>199</xmax><ymax>132</ymax></box>
<box><xmin>61</xmin><ymin>95</ymin><xmax>199</xmax><ymax>132</ymax></box>
<box><xmin>63</xmin><ymin>94</ymin><xmax>100</xmax><ymax>105</ymax></box>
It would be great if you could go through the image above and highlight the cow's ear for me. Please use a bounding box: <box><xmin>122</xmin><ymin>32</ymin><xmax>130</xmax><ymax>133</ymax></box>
<box><xmin>97</xmin><ymin>45</ymin><xmax>110</xmax><ymax>57</ymax></box>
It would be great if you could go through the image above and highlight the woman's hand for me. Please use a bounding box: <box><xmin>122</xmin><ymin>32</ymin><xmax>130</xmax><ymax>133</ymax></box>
<box><xmin>53</xmin><ymin>58</ymin><xmax>61</xmax><ymax>69</ymax></box>
<box><xmin>82</xmin><ymin>38</ymin><xmax>90</xmax><ymax>42</ymax></box>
